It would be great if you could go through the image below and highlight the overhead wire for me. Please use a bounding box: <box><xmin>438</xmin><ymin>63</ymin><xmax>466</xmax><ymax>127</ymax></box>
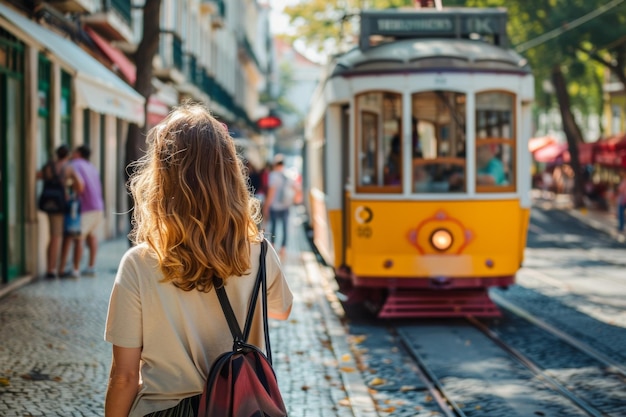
<box><xmin>515</xmin><ymin>0</ymin><xmax>625</xmax><ymax>53</ymax></box>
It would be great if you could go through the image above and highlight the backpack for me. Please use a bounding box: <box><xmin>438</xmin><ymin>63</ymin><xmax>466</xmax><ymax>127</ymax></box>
<box><xmin>275</xmin><ymin>173</ymin><xmax>295</xmax><ymax>207</ymax></box>
<box><xmin>38</xmin><ymin>162</ymin><xmax>67</xmax><ymax>214</ymax></box>
<box><xmin>198</xmin><ymin>240</ymin><xmax>287</xmax><ymax>417</ymax></box>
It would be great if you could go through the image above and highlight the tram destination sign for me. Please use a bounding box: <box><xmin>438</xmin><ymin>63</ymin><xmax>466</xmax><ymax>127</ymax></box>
<box><xmin>359</xmin><ymin>8</ymin><xmax>508</xmax><ymax>50</ymax></box>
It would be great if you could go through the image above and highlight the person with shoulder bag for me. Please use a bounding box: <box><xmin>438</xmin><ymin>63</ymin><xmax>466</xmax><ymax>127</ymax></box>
<box><xmin>104</xmin><ymin>103</ymin><xmax>293</xmax><ymax>417</ymax></box>
<box><xmin>36</xmin><ymin>145</ymin><xmax>83</xmax><ymax>279</ymax></box>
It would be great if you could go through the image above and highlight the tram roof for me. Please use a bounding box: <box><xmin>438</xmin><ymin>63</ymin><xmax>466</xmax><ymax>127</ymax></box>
<box><xmin>329</xmin><ymin>38</ymin><xmax>531</xmax><ymax>78</ymax></box>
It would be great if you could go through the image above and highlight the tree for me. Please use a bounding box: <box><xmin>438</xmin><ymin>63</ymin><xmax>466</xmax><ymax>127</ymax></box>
<box><xmin>125</xmin><ymin>0</ymin><xmax>162</xmax><ymax>242</ymax></box>
<box><xmin>285</xmin><ymin>0</ymin><xmax>626</xmax><ymax>207</ymax></box>
<box><xmin>508</xmin><ymin>0</ymin><xmax>626</xmax><ymax>207</ymax></box>
<box><xmin>283</xmin><ymin>0</ymin><xmax>413</xmax><ymax>55</ymax></box>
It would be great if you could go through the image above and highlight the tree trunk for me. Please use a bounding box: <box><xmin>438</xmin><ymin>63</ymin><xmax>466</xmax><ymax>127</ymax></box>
<box><xmin>124</xmin><ymin>0</ymin><xmax>163</xmax><ymax>244</ymax></box>
<box><xmin>551</xmin><ymin>64</ymin><xmax>586</xmax><ymax>208</ymax></box>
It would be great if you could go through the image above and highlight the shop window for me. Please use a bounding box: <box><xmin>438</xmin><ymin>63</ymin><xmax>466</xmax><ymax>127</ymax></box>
<box><xmin>0</xmin><ymin>28</ymin><xmax>24</xmax><ymax>75</ymax></box>
<box><xmin>475</xmin><ymin>91</ymin><xmax>515</xmax><ymax>192</ymax></box>
<box><xmin>61</xmin><ymin>71</ymin><xmax>71</xmax><ymax>145</ymax></box>
<box><xmin>37</xmin><ymin>55</ymin><xmax>50</xmax><ymax>168</ymax></box>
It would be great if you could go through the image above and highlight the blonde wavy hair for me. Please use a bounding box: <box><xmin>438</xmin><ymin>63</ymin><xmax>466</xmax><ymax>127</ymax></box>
<box><xmin>128</xmin><ymin>103</ymin><xmax>261</xmax><ymax>291</ymax></box>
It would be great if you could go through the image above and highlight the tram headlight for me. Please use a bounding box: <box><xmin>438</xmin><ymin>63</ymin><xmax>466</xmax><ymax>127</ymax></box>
<box><xmin>430</xmin><ymin>228</ymin><xmax>453</xmax><ymax>252</ymax></box>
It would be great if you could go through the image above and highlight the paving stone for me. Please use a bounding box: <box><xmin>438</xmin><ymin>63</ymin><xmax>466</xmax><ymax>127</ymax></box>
<box><xmin>0</xmin><ymin>217</ymin><xmax>376</xmax><ymax>416</ymax></box>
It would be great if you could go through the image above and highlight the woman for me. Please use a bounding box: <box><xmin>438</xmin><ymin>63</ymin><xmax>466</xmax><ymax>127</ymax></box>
<box><xmin>104</xmin><ymin>103</ymin><xmax>293</xmax><ymax>417</ymax></box>
<box><xmin>36</xmin><ymin>144</ymin><xmax>83</xmax><ymax>279</ymax></box>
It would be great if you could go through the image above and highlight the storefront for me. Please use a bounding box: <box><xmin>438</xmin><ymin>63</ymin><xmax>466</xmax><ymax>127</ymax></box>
<box><xmin>0</xmin><ymin>3</ymin><xmax>145</xmax><ymax>284</ymax></box>
<box><xmin>0</xmin><ymin>26</ymin><xmax>25</xmax><ymax>284</ymax></box>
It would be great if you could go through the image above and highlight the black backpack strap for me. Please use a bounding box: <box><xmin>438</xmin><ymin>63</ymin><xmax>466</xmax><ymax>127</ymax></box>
<box><xmin>260</xmin><ymin>240</ymin><xmax>272</xmax><ymax>364</ymax></box>
<box><xmin>242</xmin><ymin>240</ymin><xmax>266</xmax><ymax>340</ymax></box>
<box><xmin>213</xmin><ymin>276</ymin><xmax>244</xmax><ymax>342</ymax></box>
<box><xmin>213</xmin><ymin>240</ymin><xmax>268</xmax><ymax>350</ymax></box>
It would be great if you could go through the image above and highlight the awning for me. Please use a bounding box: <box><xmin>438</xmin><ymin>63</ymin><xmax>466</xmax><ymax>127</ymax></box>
<box><xmin>578</xmin><ymin>142</ymin><xmax>595</xmax><ymax>165</ymax></box>
<box><xmin>595</xmin><ymin>134</ymin><xmax>626</xmax><ymax>152</ymax></box>
<box><xmin>532</xmin><ymin>142</ymin><xmax>569</xmax><ymax>164</ymax></box>
<box><xmin>594</xmin><ymin>134</ymin><xmax>626</xmax><ymax>169</ymax></box>
<box><xmin>528</xmin><ymin>135</ymin><xmax>557</xmax><ymax>153</ymax></box>
<box><xmin>0</xmin><ymin>4</ymin><xmax>145</xmax><ymax>125</ymax></box>
<box><xmin>147</xmin><ymin>96</ymin><xmax>170</xmax><ymax>127</ymax></box>
<box><xmin>85</xmin><ymin>27</ymin><xmax>136</xmax><ymax>85</ymax></box>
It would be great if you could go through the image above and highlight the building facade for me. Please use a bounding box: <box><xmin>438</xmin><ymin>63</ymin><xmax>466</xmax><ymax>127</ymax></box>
<box><xmin>0</xmin><ymin>0</ymin><xmax>270</xmax><ymax>287</ymax></box>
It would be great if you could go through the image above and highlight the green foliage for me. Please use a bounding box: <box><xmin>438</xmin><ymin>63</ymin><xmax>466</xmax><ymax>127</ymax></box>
<box><xmin>282</xmin><ymin>0</ymin><xmax>626</xmax><ymax>125</ymax></box>
<box><xmin>283</xmin><ymin>0</ymin><xmax>415</xmax><ymax>54</ymax></box>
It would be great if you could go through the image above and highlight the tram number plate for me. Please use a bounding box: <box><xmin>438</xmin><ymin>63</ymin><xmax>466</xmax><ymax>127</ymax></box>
<box><xmin>357</xmin><ymin>226</ymin><xmax>372</xmax><ymax>238</ymax></box>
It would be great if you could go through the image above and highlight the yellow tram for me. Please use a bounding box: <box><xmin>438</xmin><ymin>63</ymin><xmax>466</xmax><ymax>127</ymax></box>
<box><xmin>303</xmin><ymin>7</ymin><xmax>535</xmax><ymax>318</ymax></box>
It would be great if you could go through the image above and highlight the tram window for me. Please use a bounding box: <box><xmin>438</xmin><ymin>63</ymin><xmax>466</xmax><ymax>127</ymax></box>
<box><xmin>411</xmin><ymin>91</ymin><xmax>466</xmax><ymax>194</ymax></box>
<box><xmin>356</xmin><ymin>92</ymin><xmax>402</xmax><ymax>191</ymax></box>
<box><xmin>475</xmin><ymin>92</ymin><xmax>515</xmax><ymax>192</ymax></box>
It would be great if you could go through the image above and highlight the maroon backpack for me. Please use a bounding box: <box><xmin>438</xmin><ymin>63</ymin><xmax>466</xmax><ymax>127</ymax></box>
<box><xmin>197</xmin><ymin>240</ymin><xmax>287</xmax><ymax>417</ymax></box>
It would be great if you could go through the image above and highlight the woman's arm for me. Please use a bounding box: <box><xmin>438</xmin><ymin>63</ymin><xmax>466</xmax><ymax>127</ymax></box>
<box><xmin>104</xmin><ymin>345</ymin><xmax>141</xmax><ymax>417</ymax></box>
<box><xmin>67</xmin><ymin>166</ymin><xmax>85</xmax><ymax>195</ymax></box>
<box><xmin>268</xmin><ymin>305</ymin><xmax>292</xmax><ymax>320</ymax></box>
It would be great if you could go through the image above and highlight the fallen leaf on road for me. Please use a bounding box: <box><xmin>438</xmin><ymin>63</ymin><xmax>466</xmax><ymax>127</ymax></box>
<box><xmin>338</xmin><ymin>398</ymin><xmax>351</xmax><ymax>407</ymax></box>
<box><xmin>369</xmin><ymin>377</ymin><xmax>385</xmax><ymax>386</ymax></box>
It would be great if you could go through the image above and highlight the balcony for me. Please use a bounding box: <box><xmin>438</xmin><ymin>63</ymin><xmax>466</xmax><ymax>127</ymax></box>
<box><xmin>199</xmin><ymin>0</ymin><xmax>226</xmax><ymax>29</ymax></box>
<box><xmin>81</xmin><ymin>0</ymin><xmax>133</xmax><ymax>42</ymax></box>
<box><xmin>176</xmin><ymin>53</ymin><xmax>206</xmax><ymax>99</ymax></box>
<box><xmin>238</xmin><ymin>35</ymin><xmax>261</xmax><ymax>73</ymax></box>
<box><xmin>153</xmin><ymin>32</ymin><xmax>185</xmax><ymax>84</ymax></box>
<box><xmin>45</xmin><ymin>0</ymin><xmax>98</xmax><ymax>14</ymax></box>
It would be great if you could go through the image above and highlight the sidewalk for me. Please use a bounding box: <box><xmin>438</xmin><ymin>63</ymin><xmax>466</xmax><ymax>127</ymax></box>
<box><xmin>0</xmin><ymin>213</ymin><xmax>378</xmax><ymax>417</ymax></box>
<box><xmin>0</xmin><ymin>195</ymin><xmax>622</xmax><ymax>415</ymax></box>
<box><xmin>531</xmin><ymin>189</ymin><xmax>625</xmax><ymax>243</ymax></box>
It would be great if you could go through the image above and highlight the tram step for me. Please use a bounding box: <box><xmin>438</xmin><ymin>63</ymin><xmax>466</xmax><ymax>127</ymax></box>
<box><xmin>379</xmin><ymin>290</ymin><xmax>501</xmax><ymax>318</ymax></box>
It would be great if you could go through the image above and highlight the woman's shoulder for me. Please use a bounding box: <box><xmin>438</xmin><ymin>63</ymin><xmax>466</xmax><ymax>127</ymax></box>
<box><xmin>120</xmin><ymin>243</ymin><xmax>157</xmax><ymax>266</ymax></box>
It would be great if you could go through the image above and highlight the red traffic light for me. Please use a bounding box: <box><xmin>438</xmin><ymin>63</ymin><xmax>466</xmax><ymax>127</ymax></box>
<box><xmin>256</xmin><ymin>115</ymin><xmax>282</xmax><ymax>129</ymax></box>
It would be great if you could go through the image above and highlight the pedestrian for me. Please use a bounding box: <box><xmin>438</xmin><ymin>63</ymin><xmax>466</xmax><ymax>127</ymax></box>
<box><xmin>247</xmin><ymin>159</ymin><xmax>266</xmax><ymax>205</ymax></box>
<box><xmin>263</xmin><ymin>154</ymin><xmax>296</xmax><ymax>258</ymax></box>
<box><xmin>58</xmin><ymin>145</ymin><xmax>104</xmax><ymax>278</ymax></box>
<box><xmin>36</xmin><ymin>144</ymin><xmax>83</xmax><ymax>279</ymax></box>
<box><xmin>103</xmin><ymin>103</ymin><xmax>293</xmax><ymax>417</ymax></box>
<box><xmin>476</xmin><ymin>143</ymin><xmax>507</xmax><ymax>186</ymax></box>
<box><xmin>617</xmin><ymin>171</ymin><xmax>626</xmax><ymax>233</ymax></box>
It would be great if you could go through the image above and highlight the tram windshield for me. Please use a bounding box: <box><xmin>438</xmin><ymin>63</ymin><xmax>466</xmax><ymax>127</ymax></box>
<box><xmin>475</xmin><ymin>91</ymin><xmax>515</xmax><ymax>192</ymax></box>
<box><xmin>411</xmin><ymin>91</ymin><xmax>466</xmax><ymax>193</ymax></box>
<box><xmin>355</xmin><ymin>90</ymin><xmax>516</xmax><ymax>194</ymax></box>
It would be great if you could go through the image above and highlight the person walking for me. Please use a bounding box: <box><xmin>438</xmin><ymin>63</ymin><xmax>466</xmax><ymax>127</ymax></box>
<box><xmin>58</xmin><ymin>145</ymin><xmax>104</xmax><ymax>278</ymax></box>
<box><xmin>36</xmin><ymin>144</ymin><xmax>83</xmax><ymax>279</ymax></box>
<box><xmin>263</xmin><ymin>154</ymin><xmax>296</xmax><ymax>258</ymax></box>
<box><xmin>103</xmin><ymin>103</ymin><xmax>293</xmax><ymax>417</ymax></box>
<box><xmin>617</xmin><ymin>172</ymin><xmax>626</xmax><ymax>233</ymax></box>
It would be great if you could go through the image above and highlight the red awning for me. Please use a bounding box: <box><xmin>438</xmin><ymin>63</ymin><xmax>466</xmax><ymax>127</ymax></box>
<box><xmin>147</xmin><ymin>96</ymin><xmax>170</xmax><ymax>127</ymax></box>
<box><xmin>528</xmin><ymin>135</ymin><xmax>557</xmax><ymax>153</ymax></box>
<box><xmin>578</xmin><ymin>142</ymin><xmax>595</xmax><ymax>165</ymax></box>
<box><xmin>532</xmin><ymin>142</ymin><xmax>569</xmax><ymax>164</ymax></box>
<box><xmin>86</xmin><ymin>27</ymin><xmax>136</xmax><ymax>85</ymax></box>
<box><xmin>592</xmin><ymin>134</ymin><xmax>626</xmax><ymax>169</ymax></box>
<box><xmin>595</xmin><ymin>134</ymin><xmax>626</xmax><ymax>152</ymax></box>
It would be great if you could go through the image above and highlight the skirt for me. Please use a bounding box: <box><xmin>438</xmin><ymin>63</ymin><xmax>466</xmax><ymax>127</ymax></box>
<box><xmin>144</xmin><ymin>395</ymin><xmax>201</xmax><ymax>417</ymax></box>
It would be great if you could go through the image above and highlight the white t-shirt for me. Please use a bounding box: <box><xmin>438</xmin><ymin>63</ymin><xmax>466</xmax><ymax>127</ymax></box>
<box><xmin>268</xmin><ymin>170</ymin><xmax>292</xmax><ymax>210</ymax></box>
<box><xmin>104</xmin><ymin>241</ymin><xmax>293</xmax><ymax>417</ymax></box>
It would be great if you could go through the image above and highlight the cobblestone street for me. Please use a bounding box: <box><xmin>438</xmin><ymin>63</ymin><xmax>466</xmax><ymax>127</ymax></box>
<box><xmin>0</xmin><ymin>220</ymin><xmax>375</xmax><ymax>417</ymax></box>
